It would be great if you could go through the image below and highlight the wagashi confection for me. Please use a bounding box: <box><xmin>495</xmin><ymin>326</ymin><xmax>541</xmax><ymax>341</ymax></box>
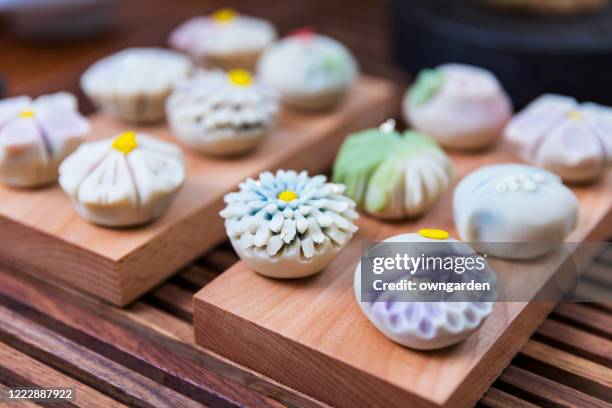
<box><xmin>257</xmin><ymin>30</ymin><xmax>358</xmax><ymax>110</ymax></box>
<box><xmin>505</xmin><ymin>94</ymin><xmax>611</xmax><ymax>183</ymax></box>
<box><xmin>403</xmin><ymin>63</ymin><xmax>512</xmax><ymax>149</ymax></box>
<box><xmin>220</xmin><ymin>170</ymin><xmax>359</xmax><ymax>278</ymax></box>
<box><xmin>81</xmin><ymin>47</ymin><xmax>192</xmax><ymax>123</ymax></box>
<box><xmin>166</xmin><ymin>69</ymin><xmax>278</xmax><ymax>156</ymax></box>
<box><xmin>59</xmin><ymin>131</ymin><xmax>186</xmax><ymax>227</ymax></box>
<box><xmin>0</xmin><ymin>92</ymin><xmax>89</xmax><ymax>187</ymax></box>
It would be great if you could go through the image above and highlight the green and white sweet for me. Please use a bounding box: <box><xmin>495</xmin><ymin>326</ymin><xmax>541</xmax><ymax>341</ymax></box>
<box><xmin>220</xmin><ymin>170</ymin><xmax>358</xmax><ymax>278</ymax></box>
<box><xmin>505</xmin><ymin>94</ymin><xmax>612</xmax><ymax>183</ymax></box>
<box><xmin>453</xmin><ymin>163</ymin><xmax>579</xmax><ymax>259</ymax></box>
<box><xmin>403</xmin><ymin>64</ymin><xmax>512</xmax><ymax>150</ymax></box>
<box><xmin>257</xmin><ymin>30</ymin><xmax>358</xmax><ymax>110</ymax></box>
<box><xmin>332</xmin><ymin>120</ymin><xmax>453</xmax><ymax>220</ymax></box>
<box><xmin>354</xmin><ymin>230</ymin><xmax>496</xmax><ymax>350</ymax></box>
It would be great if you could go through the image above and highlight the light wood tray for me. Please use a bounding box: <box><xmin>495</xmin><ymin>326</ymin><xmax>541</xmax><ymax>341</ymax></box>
<box><xmin>193</xmin><ymin>143</ymin><xmax>612</xmax><ymax>408</ymax></box>
<box><xmin>0</xmin><ymin>77</ymin><xmax>397</xmax><ymax>306</ymax></box>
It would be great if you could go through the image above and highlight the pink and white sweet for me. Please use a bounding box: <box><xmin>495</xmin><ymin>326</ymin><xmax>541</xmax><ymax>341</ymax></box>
<box><xmin>403</xmin><ymin>64</ymin><xmax>513</xmax><ymax>150</ymax></box>
<box><xmin>505</xmin><ymin>94</ymin><xmax>612</xmax><ymax>183</ymax></box>
<box><xmin>0</xmin><ymin>92</ymin><xmax>90</xmax><ymax>187</ymax></box>
<box><xmin>169</xmin><ymin>8</ymin><xmax>277</xmax><ymax>71</ymax></box>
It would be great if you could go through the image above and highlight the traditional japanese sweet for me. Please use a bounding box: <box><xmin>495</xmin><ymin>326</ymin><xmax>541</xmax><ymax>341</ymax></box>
<box><xmin>220</xmin><ymin>170</ymin><xmax>359</xmax><ymax>278</ymax></box>
<box><xmin>169</xmin><ymin>8</ymin><xmax>277</xmax><ymax>71</ymax></box>
<box><xmin>454</xmin><ymin>163</ymin><xmax>579</xmax><ymax>259</ymax></box>
<box><xmin>354</xmin><ymin>230</ymin><xmax>496</xmax><ymax>350</ymax></box>
<box><xmin>0</xmin><ymin>92</ymin><xmax>90</xmax><ymax>187</ymax></box>
<box><xmin>332</xmin><ymin>120</ymin><xmax>453</xmax><ymax>219</ymax></box>
<box><xmin>257</xmin><ymin>30</ymin><xmax>358</xmax><ymax>110</ymax></box>
<box><xmin>59</xmin><ymin>131</ymin><xmax>186</xmax><ymax>227</ymax></box>
<box><xmin>505</xmin><ymin>94</ymin><xmax>612</xmax><ymax>183</ymax></box>
<box><xmin>403</xmin><ymin>63</ymin><xmax>512</xmax><ymax>149</ymax></box>
<box><xmin>80</xmin><ymin>47</ymin><xmax>193</xmax><ymax>123</ymax></box>
<box><xmin>166</xmin><ymin>69</ymin><xmax>278</xmax><ymax>156</ymax></box>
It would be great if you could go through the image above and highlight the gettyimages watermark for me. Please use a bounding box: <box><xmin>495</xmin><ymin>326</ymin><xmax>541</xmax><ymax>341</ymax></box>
<box><xmin>358</xmin><ymin>241</ymin><xmax>612</xmax><ymax>303</ymax></box>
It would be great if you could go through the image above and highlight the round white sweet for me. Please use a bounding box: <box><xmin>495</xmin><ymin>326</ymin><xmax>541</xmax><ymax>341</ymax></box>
<box><xmin>404</xmin><ymin>64</ymin><xmax>512</xmax><ymax>149</ymax></box>
<box><xmin>0</xmin><ymin>92</ymin><xmax>90</xmax><ymax>187</ymax></box>
<box><xmin>354</xmin><ymin>232</ymin><xmax>495</xmax><ymax>350</ymax></box>
<box><xmin>257</xmin><ymin>33</ymin><xmax>358</xmax><ymax>110</ymax></box>
<box><xmin>453</xmin><ymin>163</ymin><xmax>578</xmax><ymax>259</ymax></box>
<box><xmin>169</xmin><ymin>11</ymin><xmax>276</xmax><ymax>70</ymax></box>
<box><xmin>80</xmin><ymin>48</ymin><xmax>193</xmax><ymax>122</ymax></box>
<box><xmin>505</xmin><ymin>94</ymin><xmax>612</xmax><ymax>183</ymax></box>
<box><xmin>166</xmin><ymin>69</ymin><xmax>278</xmax><ymax>156</ymax></box>
<box><xmin>59</xmin><ymin>131</ymin><xmax>185</xmax><ymax>227</ymax></box>
<box><xmin>220</xmin><ymin>170</ymin><xmax>359</xmax><ymax>278</ymax></box>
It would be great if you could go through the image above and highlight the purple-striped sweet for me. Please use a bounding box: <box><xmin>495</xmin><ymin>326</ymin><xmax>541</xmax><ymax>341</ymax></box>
<box><xmin>0</xmin><ymin>92</ymin><xmax>90</xmax><ymax>187</ymax></box>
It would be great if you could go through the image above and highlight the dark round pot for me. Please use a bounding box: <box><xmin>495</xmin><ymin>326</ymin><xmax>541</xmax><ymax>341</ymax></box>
<box><xmin>390</xmin><ymin>0</ymin><xmax>612</xmax><ymax>107</ymax></box>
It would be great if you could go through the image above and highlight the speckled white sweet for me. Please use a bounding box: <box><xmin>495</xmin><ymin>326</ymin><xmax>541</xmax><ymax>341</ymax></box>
<box><xmin>354</xmin><ymin>231</ymin><xmax>495</xmax><ymax>350</ymax></box>
<box><xmin>59</xmin><ymin>131</ymin><xmax>185</xmax><ymax>227</ymax></box>
<box><xmin>332</xmin><ymin>120</ymin><xmax>453</xmax><ymax>219</ymax></box>
<box><xmin>166</xmin><ymin>69</ymin><xmax>278</xmax><ymax>156</ymax></box>
<box><xmin>403</xmin><ymin>64</ymin><xmax>512</xmax><ymax>150</ymax></box>
<box><xmin>505</xmin><ymin>94</ymin><xmax>612</xmax><ymax>183</ymax></box>
<box><xmin>257</xmin><ymin>30</ymin><xmax>358</xmax><ymax>110</ymax></box>
<box><xmin>220</xmin><ymin>170</ymin><xmax>358</xmax><ymax>278</ymax></box>
<box><xmin>0</xmin><ymin>92</ymin><xmax>90</xmax><ymax>187</ymax></box>
<box><xmin>80</xmin><ymin>48</ymin><xmax>193</xmax><ymax>123</ymax></box>
<box><xmin>454</xmin><ymin>163</ymin><xmax>578</xmax><ymax>259</ymax></box>
<box><xmin>169</xmin><ymin>8</ymin><xmax>277</xmax><ymax>70</ymax></box>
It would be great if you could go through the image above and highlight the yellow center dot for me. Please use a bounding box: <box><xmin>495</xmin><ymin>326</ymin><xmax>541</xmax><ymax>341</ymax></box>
<box><xmin>212</xmin><ymin>8</ymin><xmax>237</xmax><ymax>24</ymax></box>
<box><xmin>278</xmin><ymin>190</ymin><xmax>298</xmax><ymax>202</ymax></box>
<box><xmin>18</xmin><ymin>110</ymin><xmax>35</xmax><ymax>118</ymax></box>
<box><xmin>228</xmin><ymin>69</ymin><xmax>253</xmax><ymax>87</ymax></box>
<box><xmin>112</xmin><ymin>131</ymin><xmax>138</xmax><ymax>155</ymax></box>
<box><xmin>418</xmin><ymin>228</ymin><xmax>450</xmax><ymax>240</ymax></box>
<box><xmin>567</xmin><ymin>110</ymin><xmax>583</xmax><ymax>121</ymax></box>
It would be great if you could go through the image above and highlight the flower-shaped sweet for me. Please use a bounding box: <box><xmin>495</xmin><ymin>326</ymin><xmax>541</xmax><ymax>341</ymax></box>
<box><xmin>454</xmin><ymin>163</ymin><xmax>578</xmax><ymax>259</ymax></box>
<box><xmin>81</xmin><ymin>47</ymin><xmax>193</xmax><ymax>123</ymax></box>
<box><xmin>332</xmin><ymin>120</ymin><xmax>453</xmax><ymax>219</ymax></box>
<box><xmin>257</xmin><ymin>30</ymin><xmax>358</xmax><ymax>110</ymax></box>
<box><xmin>403</xmin><ymin>63</ymin><xmax>512</xmax><ymax>149</ymax></box>
<box><xmin>59</xmin><ymin>131</ymin><xmax>186</xmax><ymax>227</ymax></box>
<box><xmin>504</xmin><ymin>94</ymin><xmax>612</xmax><ymax>183</ymax></box>
<box><xmin>166</xmin><ymin>69</ymin><xmax>278</xmax><ymax>156</ymax></box>
<box><xmin>220</xmin><ymin>170</ymin><xmax>359</xmax><ymax>278</ymax></box>
<box><xmin>0</xmin><ymin>92</ymin><xmax>90</xmax><ymax>187</ymax></box>
<box><xmin>354</xmin><ymin>231</ymin><xmax>496</xmax><ymax>350</ymax></box>
<box><xmin>169</xmin><ymin>8</ymin><xmax>277</xmax><ymax>71</ymax></box>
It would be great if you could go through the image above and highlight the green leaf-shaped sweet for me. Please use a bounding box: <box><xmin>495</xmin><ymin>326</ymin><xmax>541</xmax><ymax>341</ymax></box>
<box><xmin>332</xmin><ymin>128</ymin><xmax>453</xmax><ymax>219</ymax></box>
<box><xmin>409</xmin><ymin>68</ymin><xmax>444</xmax><ymax>105</ymax></box>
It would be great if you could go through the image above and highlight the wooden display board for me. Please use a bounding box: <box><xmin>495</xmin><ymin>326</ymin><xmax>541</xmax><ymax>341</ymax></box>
<box><xmin>0</xmin><ymin>77</ymin><xmax>397</xmax><ymax>306</ymax></box>
<box><xmin>194</xmin><ymin>143</ymin><xmax>612</xmax><ymax>408</ymax></box>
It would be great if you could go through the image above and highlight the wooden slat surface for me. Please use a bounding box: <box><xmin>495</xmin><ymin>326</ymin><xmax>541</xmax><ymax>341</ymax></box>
<box><xmin>0</xmin><ymin>246</ymin><xmax>610</xmax><ymax>407</ymax></box>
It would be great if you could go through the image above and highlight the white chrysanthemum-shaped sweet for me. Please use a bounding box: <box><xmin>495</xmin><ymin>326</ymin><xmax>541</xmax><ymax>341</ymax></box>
<box><xmin>169</xmin><ymin>8</ymin><xmax>277</xmax><ymax>70</ymax></box>
<box><xmin>505</xmin><ymin>94</ymin><xmax>612</xmax><ymax>183</ymax></box>
<box><xmin>59</xmin><ymin>131</ymin><xmax>185</xmax><ymax>228</ymax></box>
<box><xmin>333</xmin><ymin>120</ymin><xmax>453</xmax><ymax>219</ymax></box>
<box><xmin>0</xmin><ymin>92</ymin><xmax>90</xmax><ymax>187</ymax></box>
<box><xmin>257</xmin><ymin>30</ymin><xmax>358</xmax><ymax>110</ymax></box>
<box><xmin>403</xmin><ymin>64</ymin><xmax>512</xmax><ymax>149</ymax></box>
<box><xmin>220</xmin><ymin>170</ymin><xmax>359</xmax><ymax>278</ymax></box>
<box><xmin>355</xmin><ymin>232</ymin><xmax>495</xmax><ymax>350</ymax></box>
<box><xmin>454</xmin><ymin>163</ymin><xmax>578</xmax><ymax>259</ymax></box>
<box><xmin>81</xmin><ymin>47</ymin><xmax>193</xmax><ymax>123</ymax></box>
<box><xmin>166</xmin><ymin>69</ymin><xmax>278</xmax><ymax>156</ymax></box>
